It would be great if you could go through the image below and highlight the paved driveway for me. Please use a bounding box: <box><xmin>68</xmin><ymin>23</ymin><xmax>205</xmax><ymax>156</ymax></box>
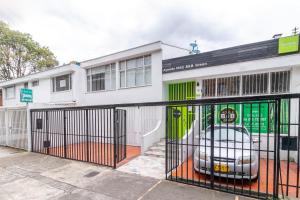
<box><xmin>0</xmin><ymin>147</ymin><xmax>252</xmax><ymax>200</ymax></box>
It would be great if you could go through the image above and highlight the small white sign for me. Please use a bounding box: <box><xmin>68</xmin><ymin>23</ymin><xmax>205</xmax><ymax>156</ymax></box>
<box><xmin>60</xmin><ymin>80</ymin><xmax>66</xmax><ymax>87</ymax></box>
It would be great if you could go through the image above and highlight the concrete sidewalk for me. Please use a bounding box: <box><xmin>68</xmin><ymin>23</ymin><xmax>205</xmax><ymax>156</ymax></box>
<box><xmin>0</xmin><ymin>147</ymin><xmax>252</xmax><ymax>200</ymax></box>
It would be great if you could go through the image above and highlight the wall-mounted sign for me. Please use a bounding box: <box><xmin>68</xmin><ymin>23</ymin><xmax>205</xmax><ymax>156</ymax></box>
<box><xmin>220</xmin><ymin>108</ymin><xmax>238</xmax><ymax>123</ymax></box>
<box><xmin>278</xmin><ymin>35</ymin><xmax>299</xmax><ymax>54</ymax></box>
<box><xmin>20</xmin><ymin>88</ymin><xmax>33</xmax><ymax>103</ymax></box>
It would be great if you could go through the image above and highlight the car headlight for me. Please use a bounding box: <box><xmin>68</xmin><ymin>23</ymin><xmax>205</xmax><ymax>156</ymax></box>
<box><xmin>238</xmin><ymin>156</ymin><xmax>255</xmax><ymax>165</ymax></box>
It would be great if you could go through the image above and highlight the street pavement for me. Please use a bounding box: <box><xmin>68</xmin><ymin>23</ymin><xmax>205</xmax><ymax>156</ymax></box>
<box><xmin>0</xmin><ymin>146</ymin><xmax>253</xmax><ymax>200</ymax></box>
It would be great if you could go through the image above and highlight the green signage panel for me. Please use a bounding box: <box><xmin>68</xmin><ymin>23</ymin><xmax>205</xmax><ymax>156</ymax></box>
<box><xmin>278</xmin><ymin>35</ymin><xmax>299</xmax><ymax>54</ymax></box>
<box><xmin>20</xmin><ymin>88</ymin><xmax>33</xmax><ymax>103</ymax></box>
<box><xmin>201</xmin><ymin>100</ymin><xmax>289</xmax><ymax>134</ymax></box>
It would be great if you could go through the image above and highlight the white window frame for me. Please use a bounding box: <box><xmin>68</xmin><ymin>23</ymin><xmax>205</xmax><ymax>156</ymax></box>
<box><xmin>52</xmin><ymin>74</ymin><xmax>72</xmax><ymax>93</ymax></box>
<box><xmin>119</xmin><ymin>55</ymin><xmax>151</xmax><ymax>89</ymax></box>
<box><xmin>5</xmin><ymin>85</ymin><xmax>16</xmax><ymax>99</ymax></box>
<box><xmin>86</xmin><ymin>63</ymin><xmax>116</xmax><ymax>92</ymax></box>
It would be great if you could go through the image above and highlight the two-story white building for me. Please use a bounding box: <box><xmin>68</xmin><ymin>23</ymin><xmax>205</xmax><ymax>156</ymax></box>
<box><xmin>0</xmin><ymin>41</ymin><xmax>189</xmax><ymax>150</ymax></box>
<box><xmin>0</xmin><ymin>41</ymin><xmax>189</xmax><ymax>108</ymax></box>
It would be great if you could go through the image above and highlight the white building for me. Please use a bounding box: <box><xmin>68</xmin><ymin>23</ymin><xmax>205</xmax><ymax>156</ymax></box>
<box><xmin>0</xmin><ymin>41</ymin><xmax>189</xmax><ymax>151</ymax></box>
<box><xmin>0</xmin><ymin>41</ymin><xmax>189</xmax><ymax>108</ymax></box>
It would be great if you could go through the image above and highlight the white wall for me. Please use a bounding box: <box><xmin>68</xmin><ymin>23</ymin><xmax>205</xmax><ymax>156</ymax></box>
<box><xmin>1</xmin><ymin>64</ymin><xmax>84</xmax><ymax>108</ymax></box>
<box><xmin>161</xmin><ymin>43</ymin><xmax>190</xmax><ymax>60</ymax></box>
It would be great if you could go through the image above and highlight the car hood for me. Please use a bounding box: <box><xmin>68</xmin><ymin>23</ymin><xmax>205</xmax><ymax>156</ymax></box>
<box><xmin>198</xmin><ymin>140</ymin><xmax>257</xmax><ymax>159</ymax></box>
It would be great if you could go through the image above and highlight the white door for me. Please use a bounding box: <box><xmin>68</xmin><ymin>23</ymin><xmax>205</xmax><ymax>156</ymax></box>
<box><xmin>7</xmin><ymin>109</ymin><xmax>28</xmax><ymax>150</ymax></box>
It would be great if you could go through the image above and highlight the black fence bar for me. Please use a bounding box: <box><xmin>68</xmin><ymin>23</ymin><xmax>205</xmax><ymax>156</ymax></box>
<box><xmin>31</xmin><ymin>107</ymin><xmax>126</xmax><ymax>168</ymax></box>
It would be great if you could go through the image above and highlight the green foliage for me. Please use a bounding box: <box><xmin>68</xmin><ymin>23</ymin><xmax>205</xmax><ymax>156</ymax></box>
<box><xmin>0</xmin><ymin>21</ymin><xmax>58</xmax><ymax>80</ymax></box>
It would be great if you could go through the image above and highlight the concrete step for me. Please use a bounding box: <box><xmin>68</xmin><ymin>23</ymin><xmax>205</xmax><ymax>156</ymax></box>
<box><xmin>149</xmin><ymin>146</ymin><xmax>165</xmax><ymax>152</ymax></box>
<box><xmin>144</xmin><ymin>150</ymin><xmax>165</xmax><ymax>158</ymax></box>
<box><xmin>156</xmin><ymin>141</ymin><xmax>165</xmax><ymax>147</ymax></box>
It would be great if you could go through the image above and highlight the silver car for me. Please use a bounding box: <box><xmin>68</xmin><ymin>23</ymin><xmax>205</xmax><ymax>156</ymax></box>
<box><xmin>194</xmin><ymin>125</ymin><xmax>258</xmax><ymax>180</ymax></box>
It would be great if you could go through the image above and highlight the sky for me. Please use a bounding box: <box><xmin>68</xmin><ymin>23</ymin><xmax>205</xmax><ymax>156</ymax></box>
<box><xmin>0</xmin><ymin>0</ymin><xmax>300</xmax><ymax>64</ymax></box>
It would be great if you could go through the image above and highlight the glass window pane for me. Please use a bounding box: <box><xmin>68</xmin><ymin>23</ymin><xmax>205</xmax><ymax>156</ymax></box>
<box><xmin>144</xmin><ymin>55</ymin><xmax>151</xmax><ymax>66</ymax></box>
<box><xmin>87</xmin><ymin>76</ymin><xmax>91</xmax><ymax>92</ymax></box>
<box><xmin>92</xmin><ymin>73</ymin><xmax>105</xmax><ymax>91</ymax></box>
<box><xmin>145</xmin><ymin>66</ymin><xmax>151</xmax><ymax>85</ymax></box>
<box><xmin>91</xmin><ymin>66</ymin><xmax>104</xmax><ymax>74</ymax></box>
<box><xmin>111</xmin><ymin>71</ymin><xmax>116</xmax><ymax>89</ymax></box>
<box><xmin>5</xmin><ymin>86</ymin><xmax>15</xmax><ymax>99</ymax></box>
<box><xmin>136</xmin><ymin>68</ymin><xmax>144</xmax><ymax>86</ymax></box>
<box><xmin>136</xmin><ymin>57</ymin><xmax>143</xmax><ymax>68</ymax></box>
<box><xmin>120</xmin><ymin>61</ymin><xmax>126</xmax><ymax>70</ymax></box>
<box><xmin>126</xmin><ymin>69</ymin><xmax>136</xmax><ymax>87</ymax></box>
<box><xmin>120</xmin><ymin>71</ymin><xmax>125</xmax><ymax>88</ymax></box>
<box><xmin>127</xmin><ymin>59</ymin><xmax>136</xmax><ymax>69</ymax></box>
<box><xmin>105</xmin><ymin>71</ymin><xmax>111</xmax><ymax>90</ymax></box>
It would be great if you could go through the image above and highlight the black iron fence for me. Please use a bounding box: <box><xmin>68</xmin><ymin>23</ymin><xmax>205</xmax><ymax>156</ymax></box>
<box><xmin>30</xmin><ymin>93</ymin><xmax>300</xmax><ymax>199</ymax></box>
<box><xmin>166</xmin><ymin>94</ymin><xmax>300</xmax><ymax>199</ymax></box>
<box><xmin>31</xmin><ymin>107</ymin><xmax>126</xmax><ymax>168</ymax></box>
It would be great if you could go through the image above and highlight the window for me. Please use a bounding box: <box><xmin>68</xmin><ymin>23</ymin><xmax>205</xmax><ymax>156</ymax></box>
<box><xmin>87</xmin><ymin>63</ymin><xmax>116</xmax><ymax>92</ymax></box>
<box><xmin>202</xmin><ymin>79</ymin><xmax>216</xmax><ymax>97</ymax></box>
<box><xmin>24</xmin><ymin>82</ymin><xmax>28</xmax><ymax>88</ymax></box>
<box><xmin>5</xmin><ymin>86</ymin><xmax>15</xmax><ymax>99</ymax></box>
<box><xmin>52</xmin><ymin>74</ymin><xmax>72</xmax><ymax>92</ymax></box>
<box><xmin>119</xmin><ymin>55</ymin><xmax>151</xmax><ymax>88</ymax></box>
<box><xmin>271</xmin><ymin>71</ymin><xmax>290</xmax><ymax>93</ymax></box>
<box><xmin>242</xmin><ymin>73</ymin><xmax>268</xmax><ymax>95</ymax></box>
<box><xmin>32</xmin><ymin>80</ymin><xmax>39</xmax><ymax>87</ymax></box>
<box><xmin>217</xmin><ymin>76</ymin><xmax>240</xmax><ymax>96</ymax></box>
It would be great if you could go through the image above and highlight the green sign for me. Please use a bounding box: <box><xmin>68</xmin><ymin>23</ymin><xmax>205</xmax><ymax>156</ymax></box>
<box><xmin>20</xmin><ymin>88</ymin><xmax>33</xmax><ymax>103</ymax></box>
<box><xmin>202</xmin><ymin>100</ymin><xmax>289</xmax><ymax>134</ymax></box>
<box><xmin>278</xmin><ymin>35</ymin><xmax>299</xmax><ymax>54</ymax></box>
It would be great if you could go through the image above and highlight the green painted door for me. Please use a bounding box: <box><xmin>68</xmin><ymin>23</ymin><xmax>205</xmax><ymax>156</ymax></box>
<box><xmin>168</xmin><ymin>81</ymin><xmax>196</xmax><ymax>139</ymax></box>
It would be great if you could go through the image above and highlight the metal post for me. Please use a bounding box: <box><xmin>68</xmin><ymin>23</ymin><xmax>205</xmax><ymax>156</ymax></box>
<box><xmin>85</xmin><ymin>109</ymin><xmax>89</xmax><ymax>162</ymax></box>
<box><xmin>63</xmin><ymin>110</ymin><xmax>67</xmax><ymax>158</ymax></box>
<box><xmin>113</xmin><ymin>108</ymin><xmax>117</xmax><ymax>169</ymax></box>
<box><xmin>210</xmin><ymin>104</ymin><xmax>215</xmax><ymax>189</ymax></box>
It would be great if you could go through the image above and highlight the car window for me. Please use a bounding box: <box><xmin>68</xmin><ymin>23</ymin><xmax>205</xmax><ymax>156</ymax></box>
<box><xmin>204</xmin><ymin>127</ymin><xmax>250</xmax><ymax>143</ymax></box>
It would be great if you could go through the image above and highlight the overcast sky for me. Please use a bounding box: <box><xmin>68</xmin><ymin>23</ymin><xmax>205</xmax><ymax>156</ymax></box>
<box><xmin>1</xmin><ymin>0</ymin><xmax>300</xmax><ymax>64</ymax></box>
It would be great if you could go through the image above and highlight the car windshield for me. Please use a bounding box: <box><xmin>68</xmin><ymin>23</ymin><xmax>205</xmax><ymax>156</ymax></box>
<box><xmin>203</xmin><ymin>127</ymin><xmax>250</xmax><ymax>143</ymax></box>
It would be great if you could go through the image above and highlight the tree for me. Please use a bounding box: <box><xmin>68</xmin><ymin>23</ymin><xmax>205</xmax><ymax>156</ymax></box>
<box><xmin>0</xmin><ymin>21</ymin><xmax>58</xmax><ymax>81</ymax></box>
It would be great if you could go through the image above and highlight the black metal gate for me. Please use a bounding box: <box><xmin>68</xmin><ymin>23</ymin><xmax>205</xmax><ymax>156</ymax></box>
<box><xmin>31</xmin><ymin>107</ymin><xmax>126</xmax><ymax>168</ymax></box>
<box><xmin>166</xmin><ymin>95</ymin><xmax>300</xmax><ymax>199</ymax></box>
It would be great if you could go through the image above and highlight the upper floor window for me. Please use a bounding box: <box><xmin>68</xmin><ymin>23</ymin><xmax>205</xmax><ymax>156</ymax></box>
<box><xmin>271</xmin><ymin>71</ymin><xmax>290</xmax><ymax>94</ymax></box>
<box><xmin>32</xmin><ymin>80</ymin><xmax>39</xmax><ymax>87</ymax></box>
<box><xmin>119</xmin><ymin>55</ymin><xmax>151</xmax><ymax>88</ymax></box>
<box><xmin>242</xmin><ymin>73</ymin><xmax>268</xmax><ymax>95</ymax></box>
<box><xmin>87</xmin><ymin>63</ymin><xmax>116</xmax><ymax>92</ymax></box>
<box><xmin>202</xmin><ymin>71</ymin><xmax>290</xmax><ymax>97</ymax></box>
<box><xmin>52</xmin><ymin>74</ymin><xmax>72</xmax><ymax>92</ymax></box>
<box><xmin>5</xmin><ymin>86</ymin><xmax>15</xmax><ymax>99</ymax></box>
<box><xmin>24</xmin><ymin>82</ymin><xmax>28</xmax><ymax>88</ymax></box>
<box><xmin>217</xmin><ymin>76</ymin><xmax>240</xmax><ymax>96</ymax></box>
<box><xmin>202</xmin><ymin>79</ymin><xmax>216</xmax><ymax>97</ymax></box>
